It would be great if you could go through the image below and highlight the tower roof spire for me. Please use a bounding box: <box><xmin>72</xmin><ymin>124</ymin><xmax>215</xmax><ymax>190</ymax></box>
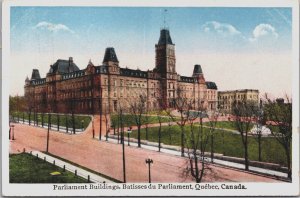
<box><xmin>163</xmin><ymin>9</ymin><xmax>167</xmax><ymax>29</ymax></box>
<box><xmin>103</xmin><ymin>47</ymin><xmax>119</xmax><ymax>63</ymax></box>
<box><xmin>158</xmin><ymin>29</ymin><xmax>173</xmax><ymax>45</ymax></box>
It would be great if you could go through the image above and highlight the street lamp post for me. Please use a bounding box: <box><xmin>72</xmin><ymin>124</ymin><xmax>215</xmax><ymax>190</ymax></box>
<box><xmin>145</xmin><ymin>158</ymin><xmax>153</xmax><ymax>183</ymax></box>
<box><xmin>127</xmin><ymin>127</ymin><xmax>132</xmax><ymax>146</ymax></box>
<box><xmin>11</xmin><ymin>124</ymin><xmax>15</xmax><ymax>140</ymax></box>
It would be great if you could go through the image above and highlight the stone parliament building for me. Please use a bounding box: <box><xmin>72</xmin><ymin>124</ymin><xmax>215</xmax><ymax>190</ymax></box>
<box><xmin>24</xmin><ymin>28</ymin><xmax>218</xmax><ymax>114</ymax></box>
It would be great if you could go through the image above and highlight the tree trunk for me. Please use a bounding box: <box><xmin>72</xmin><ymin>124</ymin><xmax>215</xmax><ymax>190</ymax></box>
<box><xmin>244</xmin><ymin>141</ymin><xmax>249</xmax><ymax>170</ymax></box>
<box><xmin>42</xmin><ymin>113</ymin><xmax>44</xmax><ymax>127</ymax></box>
<box><xmin>210</xmin><ymin>134</ymin><xmax>214</xmax><ymax>163</ymax></box>
<box><xmin>145</xmin><ymin>124</ymin><xmax>148</xmax><ymax>140</ymax></box>
<box><xmin>258</xmin><ymin>135</ymin><xmax>262</xmax><ymax>162</ymax></box>
<box><xmin>138</xmin><ymin>125</ymin><xmax>141</xmax><ymax>147</ymax></box>
<box><xmin>72</xmin><ymin>112</ymin><xmax>75</xmax><ymax>134</ymax></box>
<box><xmin>181</xmin><ymin>126</ymin><xmax>184</xmax><ymax>157</ymax></box>
<box><xmin>158</xmin><ymin>123</ymin><xmax>161</xmax><ymax>152</ymax></box>
<box><xmin>65</xmin><ymin>114</ymin><xmax>68</xmax><ymax>133</ymax></box>
<box><xmin>285</xmin><ymin>146</ymin><xmax>292</xmax><ymax>180</ymax></box>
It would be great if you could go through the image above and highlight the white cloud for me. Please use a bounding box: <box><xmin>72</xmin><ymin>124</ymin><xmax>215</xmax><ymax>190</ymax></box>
<box><xmin>202</xmin><ymin>21</ymin><xmax>241</xmax><ymax>36</ymax></box>
<box><xmin>34</xmin><ymin>21</ymin><xmax>75</xmax><ymax>34</ymax></box>
<box><xmin>249</xmin><ymin>23</ymin><xmax>278</xmax><ymax>42</ymax></box>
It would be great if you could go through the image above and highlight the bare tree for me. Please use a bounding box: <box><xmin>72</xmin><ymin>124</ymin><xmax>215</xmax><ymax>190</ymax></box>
<box><xmin>252</xmin><ymin>100</ymin><xmax>266</xmax><ymax>162</ymax></box>
<box><xmin>104</xmin><ymin>104</ymin><xmax>110</xmax><ymax>141</ymax></box>
<box><xmin>185</xmin><ymin>101</ymin><xmax>211</xmax><ymax>183</ymax></box>
<box><xmin>129</xmin><ymin>94</ymin><xmax>147</xmax><ymax>147</ymax></box>
<box><xmin>231</xmin><ymin>100</ymin><xmax>258</xmax><ymax>170</ymax></box>
<box><xmin>156</xmin><ymin>109</ymin><xmax>164</xmax><ymax>152</ymax></box>
<box><xmin>207</xmin><ymin>111</ymin><xmax>219</xmax><ymax>163</ymax></box>
<box><xmin>168</xmin><ymin>95</ymin><xmax>193</xmax><ymax>157</ymax></box>
<box><xmin>66</xmin><ymin>89</ymin><xmax>76</xmax><ymax>134</ymax></box>
<box><xmin>264</xmin><ymin>94</ymin><xmax>292</xmax><ymax>179</ymax></box>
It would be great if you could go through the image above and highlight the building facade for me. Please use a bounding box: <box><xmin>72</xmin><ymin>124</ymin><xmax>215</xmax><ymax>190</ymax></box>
<box><xmin>24</xmin><ymin>29</ymin><xmax>218</xmax><ymax>114</ymax></box>
<box><xmin>218</xmin><ymin>89</ymin><xmax>259</xmax><ymax>113</ymax></box>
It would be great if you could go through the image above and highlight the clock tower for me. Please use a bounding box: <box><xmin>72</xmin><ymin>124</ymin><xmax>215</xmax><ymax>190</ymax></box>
<box><xmin>155</xmin><ymin>29</ymin><xmax>176</xmax><ymax>78</ymax></box>
<box><xmin>154</xmin><ymin>29</ymin><xmax>177</xmax><ymax>108</ymax></box>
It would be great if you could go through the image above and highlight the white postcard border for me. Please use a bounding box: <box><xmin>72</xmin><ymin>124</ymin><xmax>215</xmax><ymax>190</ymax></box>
<box><xmin>2</xmin><ymin>0</ymin><xmax>299</xmax><ymax>196</ymax></box>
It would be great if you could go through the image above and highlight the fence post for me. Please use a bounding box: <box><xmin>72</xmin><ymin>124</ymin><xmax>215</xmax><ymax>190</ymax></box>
<box><xmin>36</xmin><ymin>154</ymin><xmax>38</xmax><ymax>158</ymax></box>
<box><xmin>88</xmin><ymin>175</ymin><xmax>90</xmax><ymax>182</ymax></box>
<box><xmin>44</xmin><ymin>157</ymin><xmax>46</xmax><ymax>161</ymax></box>
<box><xmin>30</xmin><ymin>151</ymin><xmax>32</xmax><ymax>155</ymax></box>
<box><xmin>23</xmin><ymin>148</ymin><xmax>25</xmax><ymax>153</ymax></box>
<box><xmin>63</xmin><ymin>165</ymin><xmax>65</xmax><ymax>172</ymax></box>
<box><xmin>75</xmin><ymin>170</ymin><xmax>77</xmax><ymax>176</ymax></box>
<box><xmin>53</xmin><ymin>160</ymin><xmax>55</xmax><ymax>165</ymax></box>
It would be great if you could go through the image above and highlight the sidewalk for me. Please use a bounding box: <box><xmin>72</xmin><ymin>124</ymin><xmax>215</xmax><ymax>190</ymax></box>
<box><xmin>29</xmin><ymin>150</ymin><xmax>115</xmax><ymax>183</ymax></box>
<box><xmin>106</xmin><ymin>135</ymin><xmax>288</xmax><ymax>179</ymax></box>
<box><xmin>14</xmin><ymin>120</ymin><xmax>85</xmax><ymax>134</ymax></box>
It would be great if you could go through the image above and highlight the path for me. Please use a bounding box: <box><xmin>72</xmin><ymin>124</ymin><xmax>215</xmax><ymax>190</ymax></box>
<box><xmin>9</xmin><ymin>116</ymin><xmax>282</xmax><ymax>183</ymax></box>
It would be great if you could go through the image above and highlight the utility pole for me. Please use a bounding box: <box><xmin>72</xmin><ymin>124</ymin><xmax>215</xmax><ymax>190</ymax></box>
<box><xmin>99</xmin><ymin>75</ymin><xmax>103</xmax><ymax>140</ymax></box>
<box><xmin>121</xmin><ymin>109</ymin><xmax>126</xmax><ymax>183</ymax></box>
<box><xmin>46</xmin><ymin>108</ymin><xmax>51</xmax><ymax>153</ymax></box>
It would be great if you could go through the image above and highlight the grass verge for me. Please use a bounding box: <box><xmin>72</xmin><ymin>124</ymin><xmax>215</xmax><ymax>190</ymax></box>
<box><xmin>10</xmin><ymin>153</ymin><xmax>88</xmax><ymax>183</ymax></box>
<box><xmin>130</xmin><ymin>125</ymin><xmax>287</xmax><ymax>166</ymax></box>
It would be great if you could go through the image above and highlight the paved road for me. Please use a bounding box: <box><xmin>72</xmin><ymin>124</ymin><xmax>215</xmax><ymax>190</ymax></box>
<box><xmin>9</xmin><ymin>116</ymin><xmax>281</xmax><ymax>183</ymax></box>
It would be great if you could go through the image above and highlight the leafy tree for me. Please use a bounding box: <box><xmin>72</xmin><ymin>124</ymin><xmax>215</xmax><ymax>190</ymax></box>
<box><xmin>264</xmin><ymin>95</ymin><xmax>292</xmax><ymax>179</ymax></box>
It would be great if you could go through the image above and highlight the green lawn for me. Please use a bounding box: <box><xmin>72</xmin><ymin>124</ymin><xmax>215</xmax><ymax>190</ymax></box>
<box><xmin>10</xmin><ymin>153</ymin><xmax>89</xmax><ymax>183</ymax></box>
<box><xmin>130</xmin><ymin>125</ymin><xmax>287</xmax><ymax>166</ymax></box>
<box><xmin>111</xmin><ymin>114</ymin><xmax>174</xmax><ymax>127</ymax></box>
<box><xmin>11</xmin><ymin>112</ymin><xmax>91</xmax><ymax>129</ymax></box>
<box><xmin>203</xmin><ymin>121</ymin><xmax>254</xmax><ymax>131</ymax></box>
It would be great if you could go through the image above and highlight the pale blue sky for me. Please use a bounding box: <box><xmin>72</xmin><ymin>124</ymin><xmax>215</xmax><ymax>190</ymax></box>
<box><xmin>10</xmin><ymin>7</ymin><xmax>293</xmax><ymax>97</ymax></box>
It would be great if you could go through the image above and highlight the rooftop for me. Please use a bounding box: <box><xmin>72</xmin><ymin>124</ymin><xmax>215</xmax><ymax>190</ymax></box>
<box><xmin>48</xmin><ymin>57</ymin><xmax>80</xmax><ymax>74</ymax></box>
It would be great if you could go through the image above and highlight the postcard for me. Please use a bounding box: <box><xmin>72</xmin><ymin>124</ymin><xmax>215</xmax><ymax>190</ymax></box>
<box><xmin>2</xmin><ymin>0</ymin><xmax>299</xmax><ymax>196</ymax></box>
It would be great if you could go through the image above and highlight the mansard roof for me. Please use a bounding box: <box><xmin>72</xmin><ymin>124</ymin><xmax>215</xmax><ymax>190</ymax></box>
<box><xmin>180</xmin><ymin>76</ymin><xmax>197</xmax><ymax>83</ymax></box>
<box><xmin>103</xmin><ymin>47</ymin><xmax>119</xmax><ymax>63</ymax></box>
<box><xmin>31</xmin><ymin>69</ymin><xmax>41</xmax><ymax>80</ymax></box>
<box><xmin>62</xmin><ymin>70</ymin><xmax>85</xmax><ymax>80</ymax></box>
<box><xmin>48</xmin><ymin>57</ymin><xmax>80</xmax><ymax>74</ymax></box>
<box><xmin>31</xmin><ymin>78</ymin><xmax>46</xmax><ymax>85</ymax></box>
<box><xmin>120</xmin><ymin>68</ymin><xmax>147</xmax><ymax>78</ymax></box>
<box><xmin>193</xmin><ymin>64</ymin><xmax>203</xmax><ymax>75</ymax></box>
<box><xmin>95</xmin><ymin>65</ymin><xmax>108</xmax><ymax>74</ymax></box>
<box><xmin>206</xmin><ymin>81</ymin><xmax>217</xmax><ymax>90</ymax></box>
<box><xmin>158</xmin><ymin>29</ymin><xmax>173</xmax><ymax>45</ymax></box>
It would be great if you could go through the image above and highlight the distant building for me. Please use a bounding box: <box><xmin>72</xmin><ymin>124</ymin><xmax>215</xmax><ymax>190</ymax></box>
<box><xmin>24</xmin><ymin>28</ymin><xmax>218</xmax><ymax>114</ymax></box>
<box><xmin>218</xmin><ymin>89</ymin><xmax>259</xmax><ymax>113</ymax></box>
